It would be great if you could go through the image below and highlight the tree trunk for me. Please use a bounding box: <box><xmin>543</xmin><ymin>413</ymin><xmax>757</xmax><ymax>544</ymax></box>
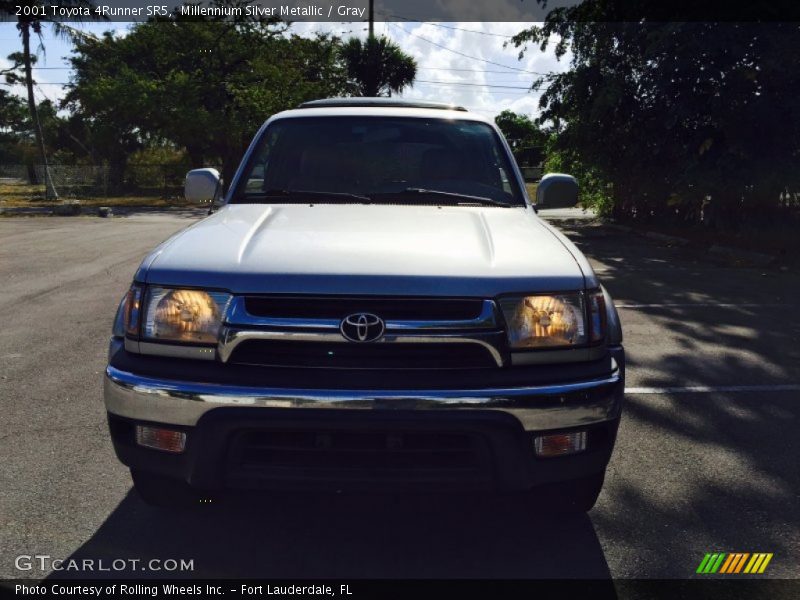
<box><xmin>21</xmin><ymin>22</ymin><xmax>58</xmax><ymax>201</ymax></box>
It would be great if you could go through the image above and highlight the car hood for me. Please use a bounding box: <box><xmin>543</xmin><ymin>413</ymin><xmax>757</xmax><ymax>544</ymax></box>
<box><xmin>138</xmin><ymin>204</ymin><xmax>589</xmax><ymax>296</ymax></box>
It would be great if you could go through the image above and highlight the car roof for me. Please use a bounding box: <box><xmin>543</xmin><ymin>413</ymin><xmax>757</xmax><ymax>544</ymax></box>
<box><xmin>298</xmin><ymin>98</ymin><xmax>468</xmax><ymax>111</ymax></box>
<box><xmin>270</xmin><ymin>103</ymin><xmax>493</xmax><ymax>125</ymax></box>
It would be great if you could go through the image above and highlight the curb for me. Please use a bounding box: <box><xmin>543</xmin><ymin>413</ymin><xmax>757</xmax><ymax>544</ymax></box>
<box><xmin>52</xmin><ymin>202</ymin><xmax>82</xmax><ymax>216</ymax></box>
<box><xmin>603</xmin><ymin>221</ymin><xmax>778</xmax><ymax>266</ymax></box>
<box><xmin>643</xmin><ymin>231</ymin><xmax>690</xmax><ymax>246</ymax></box>
<box><xmin>708</xmin><ymin>245</ymin><xmax>776</xmax><ymax>266</ymax></box>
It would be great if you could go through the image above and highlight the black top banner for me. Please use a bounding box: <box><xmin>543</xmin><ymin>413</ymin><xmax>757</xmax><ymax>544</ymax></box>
<box><xmin>2</xmin><ymin>0</ymin><xmax>800</xmax><ymax>23</ymax></box>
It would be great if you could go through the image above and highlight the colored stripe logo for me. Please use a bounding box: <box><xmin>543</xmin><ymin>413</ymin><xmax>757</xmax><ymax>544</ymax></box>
<box><xmin>697</xmin><ymin>552</ymin><xmax>773</xmax><ymax>574</ymax></box>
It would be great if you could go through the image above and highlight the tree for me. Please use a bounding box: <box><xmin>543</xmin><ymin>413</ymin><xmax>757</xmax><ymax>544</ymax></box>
<box><xmin>494</xmin><ymin>110</ymin><xmax>547</xmax><ymax>168</ymax></box>
<box><xmin>0</xmin><ymin>88</ymin><xmax>29</xmax><ymax>164</ymax></box>
<box><xmin>511</xmin><ymin>5</ymin><xmax>800</xmax><ymax>226</ymax></box>
<box><xmin>63</xmin><ymin>30</ymin><xmax>154</xmax><ymax>192</ymax></box>
<box><xmin>0</xmin><ymin>1</ymin><xmax>95</xmax><ymax>199</ymax></box>
<box><xmin>339</xmin><ymin>36</ymin><xmax>417</xmax><ymax>97</ymax></box>
<box><xmin>65</xmin><ymin>10</ymin><xmax>351</xmax><ymax>187</ymax></box>
<box><xmin>495</xmin><ymin>110</ymin><xmax>545</xmax><ymax>151</ymax></box>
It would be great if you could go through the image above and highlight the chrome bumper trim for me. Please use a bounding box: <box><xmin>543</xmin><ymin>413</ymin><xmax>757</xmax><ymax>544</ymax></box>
<box><xmin>104</xmin><ymin>365</ymin><xmax>623</xmax><ymax>430</ymax></box>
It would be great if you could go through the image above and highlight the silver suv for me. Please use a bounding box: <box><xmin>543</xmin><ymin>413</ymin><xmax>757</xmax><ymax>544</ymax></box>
<box><xmin>105</xmin><ymin>98</ymin><xmax>624</xmax><ymax>510</ymax></box>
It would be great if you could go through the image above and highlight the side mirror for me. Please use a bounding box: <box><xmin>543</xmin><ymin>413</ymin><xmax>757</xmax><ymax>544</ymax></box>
<box><xmin>536</xmin><ymin>173</ymin><xmax>578</xmax><ymax>208</ymax></box>
<box><xmin>185</xmin><ymin>168</ymin><xmax>222</xmax><ymax>204</ymax></box>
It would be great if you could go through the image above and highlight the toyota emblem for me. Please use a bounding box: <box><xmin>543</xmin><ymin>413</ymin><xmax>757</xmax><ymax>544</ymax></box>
<box><xmin>340</xmin><ymin>313</ymin><xmax>385</xmax><ymax>343</ymax></box>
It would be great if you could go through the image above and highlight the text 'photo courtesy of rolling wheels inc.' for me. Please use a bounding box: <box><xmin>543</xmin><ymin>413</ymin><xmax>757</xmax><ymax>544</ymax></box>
<box><xmin>1</xmin><ymin>1</ymin><xmax>799</xmax><ymax>599</ymax></box>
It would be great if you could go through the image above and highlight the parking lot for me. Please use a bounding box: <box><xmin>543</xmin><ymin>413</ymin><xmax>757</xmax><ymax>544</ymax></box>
<box><xmin>1</xmin><ymin>211</ymin><xmax>798</xmax><ymax>579</ymax></box>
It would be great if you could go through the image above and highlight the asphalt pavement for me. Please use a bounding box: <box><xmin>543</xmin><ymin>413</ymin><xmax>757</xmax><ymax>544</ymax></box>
<box><xmin>0</xmin><ymin>210</ymin><xmax>798</xmax><ymax>580</ymax></box>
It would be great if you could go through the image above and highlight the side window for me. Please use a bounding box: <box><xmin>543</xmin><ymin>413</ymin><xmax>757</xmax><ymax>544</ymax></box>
<box><xmin>492</xmin><ymin>144</ymin><xmax>514</xmax><ymax>194</ymax></box>
<box><xmin>244</xmin><ymin>127</ymin><xmax>280</xmax><ymax>192</ymax></box>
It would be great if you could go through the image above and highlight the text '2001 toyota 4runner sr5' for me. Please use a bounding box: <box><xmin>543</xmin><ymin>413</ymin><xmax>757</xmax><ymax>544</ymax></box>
<box><xmin>105</xmin><ymin>98</ymin><xmax>624</xmax><ymax>510</ymax></box>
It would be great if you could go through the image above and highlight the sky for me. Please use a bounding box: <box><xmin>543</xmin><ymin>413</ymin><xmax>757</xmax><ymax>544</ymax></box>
<box><xmin>0</xmin><ymin>20</ymin><xmax>570</xmax><ymax>119</ymax></box>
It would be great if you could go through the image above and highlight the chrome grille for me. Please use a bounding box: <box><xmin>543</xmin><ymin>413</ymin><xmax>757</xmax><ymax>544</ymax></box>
<box><xmin>218</xmin><ymin>296</ymin><xmax>507</xmax><ymax>368</ymax></box>
<box><xmin>244</xmin><ymin>296</ymin><xmax>483</xmax><ymax>321</ymax></box>
<box><xmin>228</xmin><ymin>339</ymin><xmax>500</xmax><ymax>369</ymax></box>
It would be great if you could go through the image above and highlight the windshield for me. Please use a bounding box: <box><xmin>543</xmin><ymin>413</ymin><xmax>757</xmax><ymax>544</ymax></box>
<box><xmin>231</xmin><ymin>116</ymin><xmax>525</xmax><ymax>206</ymax></box>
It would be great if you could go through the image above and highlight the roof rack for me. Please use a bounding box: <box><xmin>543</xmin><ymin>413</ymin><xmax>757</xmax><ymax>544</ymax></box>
<box><xmin>297</xmin><ymin>98</ymin><xmax>468</xmax><ymax>112</ymax></box>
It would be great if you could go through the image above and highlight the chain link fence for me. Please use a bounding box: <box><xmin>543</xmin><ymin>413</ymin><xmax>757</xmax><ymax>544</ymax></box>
<box><xmin>0</xmin><ymin>163</ymin><xmax>207</xmax><ymax>199</ymax></box>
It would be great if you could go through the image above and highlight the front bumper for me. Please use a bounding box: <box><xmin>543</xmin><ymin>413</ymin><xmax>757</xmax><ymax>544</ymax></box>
<box><xmin>104</xmin><ymin>342</ymin><xmax>624</xmax><ymax>491</ymax></box>
<box><xmin>105</xmin><ymin>363</ymin><xmax>622</xmax><ymax>430</ymax></box>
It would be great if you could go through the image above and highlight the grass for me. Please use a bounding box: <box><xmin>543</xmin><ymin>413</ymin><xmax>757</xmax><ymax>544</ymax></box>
<box><xmin>3</xmin><ymin>180</ymin><xmax>542</xmax><ymax>207</ymax></box>
<box><xmin>0</xmin><ymin>181</ymin><xmax>180</xmax><ymax>208</ymax></box>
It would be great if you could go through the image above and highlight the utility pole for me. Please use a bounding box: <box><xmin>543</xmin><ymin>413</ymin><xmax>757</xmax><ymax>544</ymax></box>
<box><xmin>368</xmin><ymin>0</ymin><xmax>374</xmax><ymax>39</ymax></box>
<box><xmin>21</xmin><ymin>22</ymin><xmax>58</xmax><ymax>201</ymax></box>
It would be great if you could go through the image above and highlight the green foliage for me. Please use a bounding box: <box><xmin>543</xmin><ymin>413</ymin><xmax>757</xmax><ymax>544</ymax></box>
<box><xmin>494</xmin><ymin>110</ymin><xmax>546</xmax><ymax>151</ymax></box>
<box><xmin>64</xmin><ymin>16</ymin><xmax>351</xmax><ymax>186</ymax></box>
<box><xmin>128</xmin><ymin>145</ymin><xmax>188</xmax><ymax>167</ymax></box>
<box><xmin>495</xmin><ymin>109</ymin><xmax>547</xmax><ymax>170</ymax></box>
<box><xmin>542</xmin><ymin>136</ymin><xmax>614</xmax><ymax>216</ymax></box>
<box><xmin>0</xmin><ymin>88</ymin><xmax>28</xmax><ymax>131</ymax></box>
<box><xmin>512</xmin><ymin>8</ymin><xmax>800</xmax><ymax>226</ymax></box>
<box><xmin>339</xmin><ymin>36</ymin><xmax>417</xmax><ymax>97</ymax></box>
<box><xmin>0</xmin><ymin>89</ymin><xmax>29</xmax><ymax>162</ymax></box>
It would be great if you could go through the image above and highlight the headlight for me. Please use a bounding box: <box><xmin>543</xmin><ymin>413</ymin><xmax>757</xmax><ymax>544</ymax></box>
<box><xmin>143</xmin><ymin>287</ymin><xmax>232</xmax><ymax>344</ymax></box>
<box><xmin>500</xmin><ymin>293</ymin><xmax>588</xmax><ymax>349</ymax></box>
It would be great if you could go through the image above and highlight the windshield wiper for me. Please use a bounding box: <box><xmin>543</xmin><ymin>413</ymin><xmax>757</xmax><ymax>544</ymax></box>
<box><xmin>246</xmin><ymin>188</ymin><xmax>372</xmax><ymax>203</ymax></box>
<box><xmin>374</xmin><ymin>188</ymin><xmax>511</xmax><ymax>207</ymax></box>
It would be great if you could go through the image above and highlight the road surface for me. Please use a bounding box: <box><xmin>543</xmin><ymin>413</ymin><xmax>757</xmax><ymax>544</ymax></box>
<box><xmin>1</xmin><ymin>212</ymin><xmax>797</xmax><ymax>579</ymax></box>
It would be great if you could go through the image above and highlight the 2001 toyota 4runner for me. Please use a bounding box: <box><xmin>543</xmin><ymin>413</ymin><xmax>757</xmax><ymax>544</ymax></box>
<box><xmin>105</xmin><ymin>98</ymin><xmax>624</xmax><ymax>510</ymax></box>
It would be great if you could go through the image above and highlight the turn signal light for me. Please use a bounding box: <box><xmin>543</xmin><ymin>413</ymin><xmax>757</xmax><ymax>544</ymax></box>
<box><xmin>136</xmin><ymin>425</ymin><xmax>186</xmax><ymax>453</ymax></box>
<box><xmin>534</xmin><ymin>431</ymin><xmax>587</xmax><ymax>458</ymax></box>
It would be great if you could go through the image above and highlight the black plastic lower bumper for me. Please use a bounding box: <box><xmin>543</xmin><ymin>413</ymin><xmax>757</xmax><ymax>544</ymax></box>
<box><xmin>108</xmin><ymin>408</ymin><xmax>620</xmax><ymax>493</ymax></box>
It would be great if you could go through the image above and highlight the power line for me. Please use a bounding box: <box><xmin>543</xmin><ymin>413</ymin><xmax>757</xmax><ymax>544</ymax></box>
<box><xmin>388</xmin><ymin>22</ymin><xmax>543</xmax><ymax>75</ymax></box>
<box><xmin>416</xmin><ymin>66</ymin><xmax>535</xmax><ymax>74</ymax></box>
<box><xmin>4</xmin><ymin>79</ymin><xmax>541</xmax><ymax>94</ymax></box>
<box><xmin>19</xmin><ymin>65</ymin><xmax>542</xmax><ymax>76</ymax></box>
<box><xmin>415</xmin><ymin>78</ymin><xmax>534</xmax><ymax>90</ymax></box>
<box><xmin>419</xmin><ymin>22</ymin><xmax>514</xmax><ymax>38</ymax></box>
<box><xmin>34</xmin><ymin>80</ymin><xmax>63</xmax><ymax>105</ymax></box>
<box><xmin>380</xmin><ymin>16</ymin><xmax>513</xmax><ymax>38</ymax></box>
<box><xmin>414</xmin><ymin>89</ymin><xmax>532</xmax><ymax>96</ymax></box>
<box><xmin>1</xmin><ymin>81</ymin><xmax>70</xmax><ymax>85</ymax></box>
<box><xmin>409</xmin><ymin>85</ymin><xmax>535</xmax><ymax>97</ymax></box>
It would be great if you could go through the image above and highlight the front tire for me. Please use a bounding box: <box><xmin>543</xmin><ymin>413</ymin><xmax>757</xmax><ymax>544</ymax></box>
<box><xmin>130</xmin><ymin>469</ymin><xmax>203</xmax><ymax>508</ymax></box>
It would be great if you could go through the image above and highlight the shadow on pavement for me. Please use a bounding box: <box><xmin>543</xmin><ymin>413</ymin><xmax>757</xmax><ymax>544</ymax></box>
<box><xmin>49</xmin><ymin>490</ymin><xmax>611</xmax><ymax>579</ymax></box>
<box><xmin>563</xmin><ymin>221</ymin><xmax>800</xmax><ymax>577</ymax></box>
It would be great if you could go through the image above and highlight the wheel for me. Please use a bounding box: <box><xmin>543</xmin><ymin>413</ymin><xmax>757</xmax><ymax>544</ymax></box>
<box><xmin>130</xmin><ymin>469</ymin><xmax>204</xmax><ymax>508</ymax></box>
<box><xmin>525</xmin><ymin>472</ymin><xmax>605</xmax><ymax>513</ymax></box>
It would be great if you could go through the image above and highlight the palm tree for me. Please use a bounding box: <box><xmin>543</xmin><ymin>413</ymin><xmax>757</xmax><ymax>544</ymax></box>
<box><xmin>339</xmin><ymin>36</ymin><xmax>417</xmax><ymax>97</ymax></box>
<box><xmin>0</xmin><ymin>1</ymin><xmax>97</xmax><ymax>200</ymax></box>
<box><xmin>18</xmin><ymin>19</ymin><xmax>60</xmax><ymax>200</ymax></box>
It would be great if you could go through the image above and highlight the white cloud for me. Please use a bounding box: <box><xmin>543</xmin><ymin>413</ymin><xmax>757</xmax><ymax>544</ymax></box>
<box><xmin>381</xmin><ymin>22</ymin><xmax>567</xmax><ymax>118</ymax></box>
<box><xmin>0</xmin><ymin>54</ymin><xmax>67</xmax><ymax>106</ymax></box>
<box><xmin>288</xmin><ymin>21</ymin><xmax>569</xmax><ymax>119</ymax></box>
<box><xmin>0</xmin><ymin>21</ymin><xmax>570</xmax><ymax>121</ymax></box>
